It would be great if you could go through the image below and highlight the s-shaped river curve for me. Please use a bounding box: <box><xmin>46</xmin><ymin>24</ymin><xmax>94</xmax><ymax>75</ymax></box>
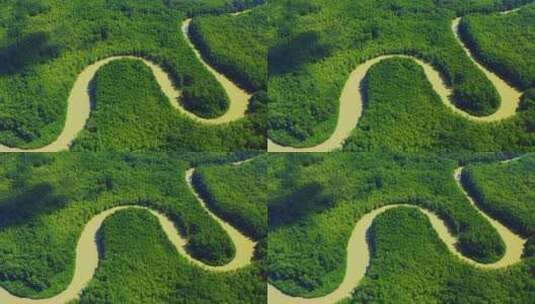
<box><xmin>268</xmin><ymin>158</ymin><xmax>527</xmax><ymax>304</ymax></box>
<box><xmin>268</xmin><ymin>9</ymin><xmax>523</xmax><ymax>153</ymax></box>
<box><xmin>0</xmin><ymin>10</ymin><xmax>252</xmax><ymax>153</ymax></box>
<box><xmin>0</xmin><ymin>161</ymin><xmax>256</xmax><ymax>303</ymax></box>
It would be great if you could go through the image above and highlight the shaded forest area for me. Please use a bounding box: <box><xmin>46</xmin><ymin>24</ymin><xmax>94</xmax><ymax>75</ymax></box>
<box><xmin>193</xmin><ymin>156</ymin><xmax>267</xmax><ymax>239</ymax></box>
<box><xmin>461</xmin><ymin>2</ymin><xmax>535</xmax><ymax>90</ymax></box>
<box><xmin>463</xmin><ymin>156</ymin><xmax>535</xmax><ymax>247</ymax></box>
<box><xmin>189</xmin><ymin>6</ymin><xmax>274</xmax><ymax>92</ymax></box>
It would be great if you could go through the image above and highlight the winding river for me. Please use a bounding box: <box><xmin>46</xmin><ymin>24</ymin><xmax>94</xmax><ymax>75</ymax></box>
<box><xmin>267</xmin><ymin>158</ymin><xmax>527</xmax><ymax>304</ymax></box>
<box><xmin>0</xmin><ymin>11</ymin><xmax>252</xmax><ymax>152</ymax></box>
<box><xmin>268</xmin><ymin>9</ymin><xmax>523</xmax><ymax>153</ymax></box>
<box><xmin>0</xmin><ymin>161</ymin><xmax>256</xmax><ymax>303</ymax></box>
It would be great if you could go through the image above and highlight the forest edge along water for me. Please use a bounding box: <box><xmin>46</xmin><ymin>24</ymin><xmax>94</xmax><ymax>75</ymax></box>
<box><xmin>267</xmin><ymin>157</ymin><xmax>527</xmax><ymax>304</ymax></box>
<box><xmin>0</xmin><ymin>160</ymin><xmax>256</xmax><ymax>303</ymax></box>
<box><xmin>268</xmin><ymin>9</ymin><xmax>523</xmax><ymax>153</ymax></box>
<box><xmin>0</xmin><ymin>10</ymin><xmax>252</xmax><ymax>152</ymax></box>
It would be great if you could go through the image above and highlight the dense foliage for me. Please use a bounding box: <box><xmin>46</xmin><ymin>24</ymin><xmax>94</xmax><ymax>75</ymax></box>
<box><xmin>462</xmin><ymin>155</ymin><xmax>535</xmax><ymax>237</ymax></box>
<box><xmin>190</xmin><ymin>5</ymin><xmax>274</xmax><ymax>92</ymax></box>
<box><xmin>267</xmin><ymin>153</ymin><xmax>532</xmax><ymax>298</ymax></box>
<box><xmin>345</xmin><ymin>207</ymin><xmax>535</xmax><ymax>303</ymax></box>
<box><xmin>344</xmin><ymin>58</ymin><xmax>535</xmax><ymax>151</ymax></box>
<box><xmin>193</xmin><ymin>157</ymin><xmax>267</xmax><ymax>240</ymax></box>
<box><xmin>77</xmin><ymin>209</ymin><xmax>265</xmax><ymax>303</ymax></box>
<box><xmin>70</xmin><ymin>60</ymin><xmax>266</xmax><ymax>151</ymax></box>
<box><xmin>268</xmin><ymin>0</ymin><xmax>533</xmax><ymax>148</ymax></box>
<box><xmin>0</xmin><ymin>153</ymin><xmax>264</xmax><ymax>301</ymax></box>
<box><xmin>0</xmin><ymin>0</ymin><xmax>265</xmax><ymax>149</ymax></box>
<box><xmin>461</xmin><ymin>3</ymin><xmax>535</xmax><ymax>90</ymax></box>
<box><xmin>168</xmin><ymin>0</ymin><xmax>265</xmax><ymax>16</ymax></box>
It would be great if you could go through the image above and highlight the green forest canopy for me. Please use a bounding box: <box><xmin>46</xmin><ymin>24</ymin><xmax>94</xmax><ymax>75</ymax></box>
<box><xmin>343</xmin><ymin>58</ymin><xmax>535</xmax><ymax>151</ymax></box>
<box><xmin>268</xmin><ymin>153</ymin><xmax>534</xmax><ymax>301</ymax></box>
<box><xmin>0</xmin><ymin>153</ymin><xmax>265</xmax><ymax>302</ymax></box>
<box><xmin>0</xmin><ymin>0</ymin><xmax>266</xmax><ymax>150</ymax></box>
<box><xmin>69</xmin><ymin>59</ymin><xmax>267</xmax><ymax>151</ymax></box>
<box><xmin>267</xmin><ymin>0</ymin><xmax>535</xmax><ymax>149</ymax></box>
<box><xmin>461</xmin><ymin>2</ymin><xmax>535</xmax><ymax>90</ymax></box>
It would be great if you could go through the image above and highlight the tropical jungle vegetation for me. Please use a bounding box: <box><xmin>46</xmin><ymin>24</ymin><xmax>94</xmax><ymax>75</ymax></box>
<box><xmin>461</xmin><ymin>2</ymin><xmax>535</xmax><ymax>90</ymax></box>
<box><xmin>267</xmin><ymin>0</ymin><xmax>535</xmax><ymax>149</ymax></box>
<box><xmin>78</xmin><ymin>208</ymin><xmax>264</xmax><ymax>304</ymax></box>
<box><xmin>189</xmin><ymin>3</ymin><xmax>275</xmax><ymax>92</ymax></box>
<box><xmin>346</xmin><ymin>207</ymin><xmax>534</xmax><ymax>304</ymax></box>
<box><xmin>70</xmin><ymin>59</ymin><xmax>266</xmax><ymax>152</ymax></box>
<box><xmin>462</xmin><ymin>156</ymin><xmax>535</xmax><ymax>238</ymax></box>
<box><xmin>193</xmin><ymin>157</ymin><xmax>267</xmax><ymax>240</ymax></box>
<box><xmin>0</xmin><ymin>153</ymin><xmax>265</xmax><ymax>303</ymax></box>
<box><xmin>344</xmin><ymin>58</ymin><xmax>535</xmax><ymax>151</ymax></box>
<box><xmin>268</xmin><ymin>153</ymin><xmax>534</xmax><ymax>302</ymax></box>
<box><xmin>0</xmin><ymin>0</ymin><xmax>266</xmax><ymax>150</ymax></box>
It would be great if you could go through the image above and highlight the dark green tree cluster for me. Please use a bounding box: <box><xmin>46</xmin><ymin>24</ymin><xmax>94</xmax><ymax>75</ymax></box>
<box><xmin>462</xmin><ymin>154</ymin><xmax>535</xmax><ymax>237</ymax></box>
<box><xmin>461</xmin><ymin>2</ymin><xmax>535</xmax><ymax>90</ymax></box>
<box><xmin>193</xmin><ymin>156</ymin><xmax>267</xmax><ymax>239</ymax></box>
<box><xmin>189</xmin><ymin>6</ymin><xmax>274</xmax><ymax>92</ymax></box>
<box><xmin>168</xmin><ymin>0</ymin><xmax>265</xmax><ymax>17</ymax></box>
